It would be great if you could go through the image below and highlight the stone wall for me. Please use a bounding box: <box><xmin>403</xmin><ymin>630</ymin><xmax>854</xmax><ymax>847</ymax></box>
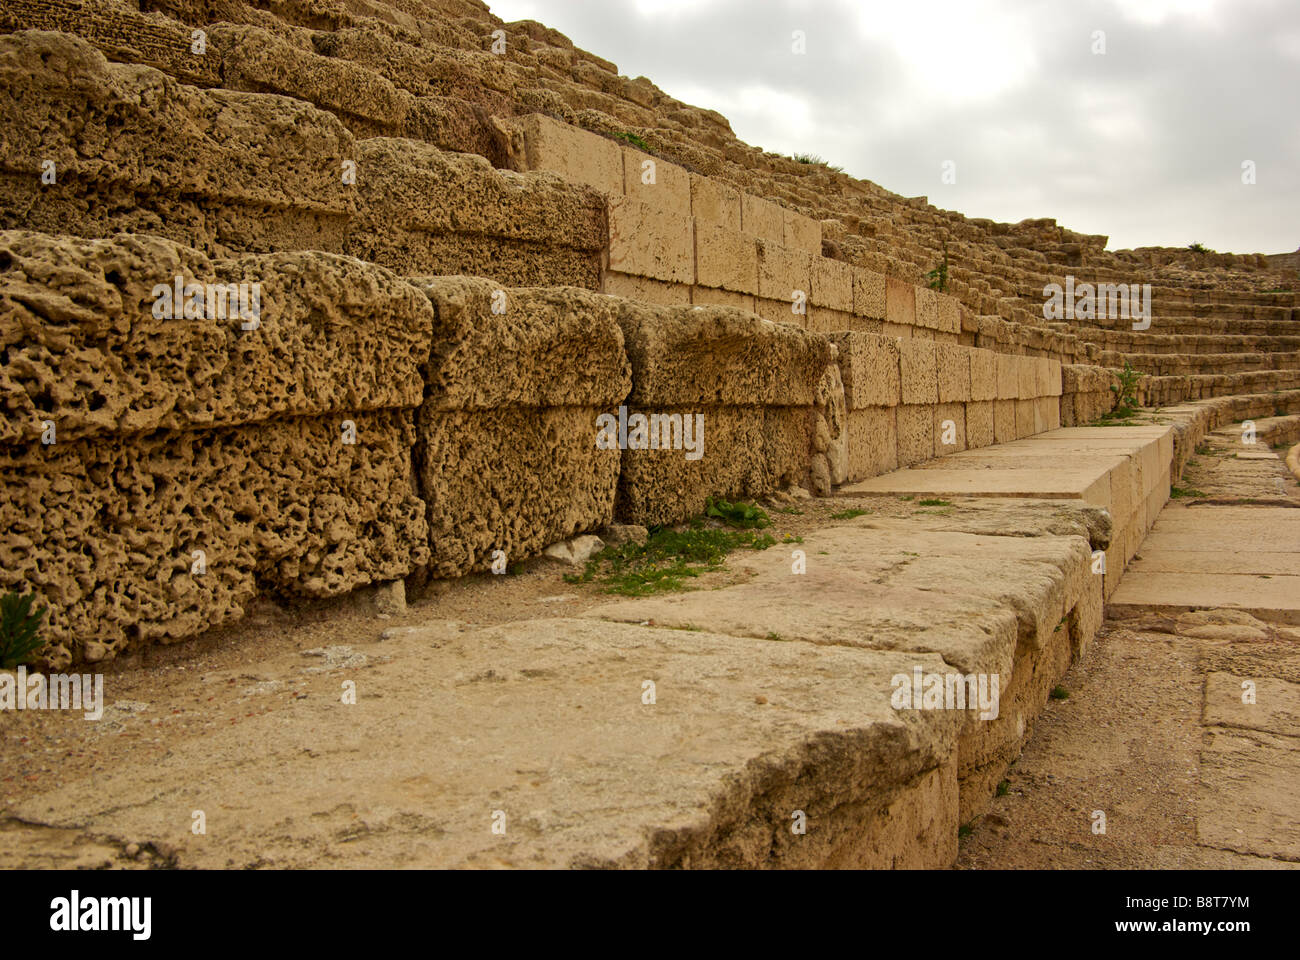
<box><xmin>0</xmin><ymin>230</ymin><xmax>432</xmax><ymax>668</ymax></box>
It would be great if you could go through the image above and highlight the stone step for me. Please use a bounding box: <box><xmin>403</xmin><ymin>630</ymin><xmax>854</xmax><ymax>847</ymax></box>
<box><xmin>840</xmin><ymin>426</ymin><xmax>1174</xmax><ymax>597</ymax></box>
<box><xmin>1109</xmin><ymin>506</ymin><xmax>1300</xmax><ymax>624</ymax></box>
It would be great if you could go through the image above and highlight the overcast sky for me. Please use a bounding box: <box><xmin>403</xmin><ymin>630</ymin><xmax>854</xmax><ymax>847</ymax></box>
<box><xmin>489</xmin><ymin>0</ymin><xmax>1298</xmax><ymax>254</ymax></box>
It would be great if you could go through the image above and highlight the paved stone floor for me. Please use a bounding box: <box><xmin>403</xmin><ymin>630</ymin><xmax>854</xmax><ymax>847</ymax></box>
<box><xmin>958</xmin><ymin>430</ymin><xmax>1300</xmax><ymax>868</ymax></box>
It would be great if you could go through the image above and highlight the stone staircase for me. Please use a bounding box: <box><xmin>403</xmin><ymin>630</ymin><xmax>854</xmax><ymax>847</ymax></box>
<box><xmin>1</xmin><ymin>0</ymin><xmax>1297</xmax><ymax>869</ymax></box>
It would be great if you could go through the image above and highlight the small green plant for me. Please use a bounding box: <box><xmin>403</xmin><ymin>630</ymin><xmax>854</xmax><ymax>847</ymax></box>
<box><xmin>918</xmin><ymin>498</ymin><xmax>951</xmax><ymax>507</ymax></box>
<box><xmin>830</xmin><ymin>507</ymin><xmax>871</xmax><ymax>520</ymax></box>
<box><xmin>1187</xmin><ymin>241</ymin><xmax>1210</xmax><ymax>253</ymax></box>
<box><xmin>1050</xmin><ymin>685</ymin><xmax>1069</xmax><ymax>700</ymax></box>
<box><xmin>898</xmin><ymin>495</ymin><xmax>915</xmax><ymax>502</ymax></box>
<box><xmin>1195</xmin><ymin>443</ymin><xmax>1211</xmax><ymax>456</ymax></box>
<box><xmin>613</xmin><ymin>130</ymin><xmax>650</xmax><ymax>152</ymax></box>
<box><xmin>705</xmin><ymin>497</ymin><xmax>771</xmax><ymax>529</ymax></box>
<box><xmin>927</xmin><ymin>241</ymin><xmax>949</xmax><ymax>293</ymax></box>
<box><xmin>1108</xmin><ymin>360</ymin><xmax>1141</xmax><ymax>418</ymax></box>
<box><xmin>566</xmin><ymin>504</ymin><xmax>779</xmax><ymax>597</ymax></box>
<box><xmin>0</xmin><ymin>590</ymin><xmax>46</xmax><ymax>669</ymax></box>
<box><xmin>996</xmin><ymin>780</ymin><xmax>1010</xmax><ymax>797</ymax></box>
<box><xmin>958</xmin><ymin>821</ymin><xmax>975</xmax><ymax>839</ymax></box>
<box><xmin>765</xmin><ymin>631</ymin><xmax>787</xmax><ymax>642</ymax></box>
<box><xmin>791</xmin><ymin>153</ymin><xmax>843</xmax><ymax>172</ymax></box>
<box><xmin>1170</xmin><ymin>485</ymin><xmax>1206</xmax><ymax>499</ymax></box>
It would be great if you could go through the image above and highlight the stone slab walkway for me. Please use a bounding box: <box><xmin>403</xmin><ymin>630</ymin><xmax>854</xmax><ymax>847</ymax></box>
<box><xmin>958</xmin><ymin>416</ymin><xmax>1300</xmax><ymax>868</ymax></box>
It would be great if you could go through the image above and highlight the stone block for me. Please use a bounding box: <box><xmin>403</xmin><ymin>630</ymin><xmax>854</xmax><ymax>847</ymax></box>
<box><xmin>896</xmin><ymin>404</ymin><xmax>935</xmax><ymax>466</ymax></box>
<box><xmin>609</xmin><ymin>196</ymin><xmax>693</xmax><ymax>284</ymax></box>
<box><xmin>886</xmin><ymin>276</ymin><xmax>915</xmax><ymax>328</ymax></box>
<box><xmin>811</xmin><ymin>256</ymin><xmax>853</xmax><ymax>311</ymax></box>
<box><xmin>695</xmin><ymin>224</ymin><xmax>758</xmax><ymax>294</ymax></box>
<box><xmin>936</xmin><ymin>343</ymin><xmax>972</xmax><ymax>403</ymax></box>
<box><xmin>853</xmin><ymin>266</ymin><xmax>887</xmax><ymax>319</ymax></box>
<box><xmin>690</xmin><ymin>174</ymin><xmax>742</xmax><ymax>231</ymax></box>
<box><xmin>742</xmin><ymin>193</ymin><xmax>785</xmax><ymax>243</ymax></box>
<box><xmin>899</xmin><ymin>339</ymin><xmax>939</xmax><ymax>405</ymax></box>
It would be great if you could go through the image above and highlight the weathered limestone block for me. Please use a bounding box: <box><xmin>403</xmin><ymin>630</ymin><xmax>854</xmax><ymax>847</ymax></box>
<box><xmin>1</xmin><ymin>411</ymin><xmax>427</xmax><ymax>668</ymax></box>
<box><xmin>0</xmin><ymin>31</ymin><xmax>354</xmax><ymax>257</ymax></box>
<box><xmin>613</xmin><ymin>302</ymin><xmax>832</xmax><ymax>525</ymax></box>
<box><xmin>690</xmin><ymin>174</ymin><xmax>742</xmax><ymax>231</ymax></box>
<box><xmin>899</xmin><ymin>339</ymin><xmax>939</xmax><ymax>405</ymax></box>
<box><xmin>1060</xmin><ymin>363</ymin><xmax>1116</xmax><ymax>425</ymax></box>
<box><xmin>756</xmin><ymin>239</ymin><xmax>813</xmax><ymax>303</ymax></box>
<box><xmin>607</xmin><ymin>273</ymin><xmax>691</xmax><ymax>305</ymax></box>
<box><xmin>852</xmin><ymin>266</ymin><xmax>886</xmax><ymax>320</ymax></box>
<box><xmin>0</xmin><ymin>236</ymin><xmax>432</xmax><ymax>665</ymax></box>
<box><xmin>413</xmin><ymin>278</ymin><xmax>631</xmax><ymax>577</ymax></box>
<box><xmin>694</xmin><ymin>224</ymin><xmax>758</xmax><ymax>294</ymax></box>
<box><xmin>996</xmin><ymin>353</ymin><xmax>1020</xmax><ymax>401</ymax></box>
<box><xmin>845</xmin><ymin>406</ymin><xmax>898</xmax><ymax>481</ymax></box>
<box><xmin>0</xmin><ymin>0</ymin><xmax>222</xmax><ymax>86</ymax></box>
<box><xmin>1017</xmin><ymin>355</ymin><xmax>1038</xmax><ymax>400</ymax></box>
<box><xmin>0</xmin><ymin>232</ymin><xmax>430</xmax><ymax>444</ymax></box>
<box><xmin>938</xmin><ymin>294</ymin><xmax>962</xmax><ymax>335</ymax></box>
<box><xmin>811</xmin><ymin>256</ymin><xmax>853</xmax><ymax>311</ymax></box>
<box><xmin>896</xmin><ymin>404</ymin><xmax>935</xmax><ymax>466</ymax></box>
<box><xmin>936</xmin><ymin>343</ymin><xmax>972</xmax><ymax>403</ymax></box>
<box><xmin>965</xmin><ymin>400</ymin><xmax>995</xmax><ymax>449</ymax></box>
<box><xmin>828</xmin><ymin>332</ymin><xmax>900</xmax><ymax>408</ymax></box>
<box><xmin>741</xmin><ymin>194</ymin><xmax>785</xmax><ymax>243</ymax></box>
<box><xmin>507</xmin><ymin>113</ymin><xmax>623</xmax><ymax>195</ymax></box>
<box><xmin>885</xmin><ymin>276</ymin><xmax>915</xmax><ymax>327</ymax></box>
<box><xmin>783</xmin><ymin>208</ymin><xmax>822</xmax><ymax>254</ymax></box>
<box><xmin>914</xmin><ymin>286</ymin><xmax>940</xmax><ymax>330</ymax></box>
<box><xmin>622</xmin><ymin>147</ymin><xmax>690</xmax><ymax>218</ymax></box>
<box><xmin>969</xmin><ymin>347</ymin><xmax>998</xmax><ymax>402</ymax></box>
<box><xmin>208</xmin><ymin>23</ymin><xmax>410</xmax><ymax>134</ymax></box>
<box><xmin>347</xmin><ymin>138</ymin><xmax>605</xmax><ymax>288</ymax></box>
<box><xmin>690</xmin><ymin>286</ymin><xmax>753</xmax><ymax>312</ymax></box>
<box><xmin>815</xmin><ymin>360</ymin><xmax>848</xmax><ymax>488</ymax></box>
<box><xmin>993</xmin><ymin>398</ymin><xmax>1017</xmax><ymax>443</ymax></box>
<box><xmin>609</xmin><ymin>196</ymin><xmax>694</xmax><ymax>284</ymax></box>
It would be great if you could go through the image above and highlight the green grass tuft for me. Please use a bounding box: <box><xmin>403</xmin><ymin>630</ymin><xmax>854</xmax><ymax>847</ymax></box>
<box><xmin>564</xmin><ymin>499</ymin><xmax>779</xmax><ymax>596</ymax></box>
<box><xmin>830</xmin><ymin>508</ymin><xmax>871</xmax><ymax>520</ymax></box>
<box><xmin>613</xmin><ymin>131</ymin><xmax>650</xmax><ymax>151</ymax></box>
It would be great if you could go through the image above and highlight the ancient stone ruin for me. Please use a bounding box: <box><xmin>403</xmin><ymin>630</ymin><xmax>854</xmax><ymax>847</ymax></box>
<box><xmin>0</xmin><ymin>1</ymin><xmax>1296</xmax><ymax>870</ymax></box>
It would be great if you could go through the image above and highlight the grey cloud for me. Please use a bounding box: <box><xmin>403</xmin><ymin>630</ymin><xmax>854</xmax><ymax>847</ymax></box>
<box><xmin>491</xmin><ymin>0</ymin><xmax>1299</xmax><ymax>253</ymax></box>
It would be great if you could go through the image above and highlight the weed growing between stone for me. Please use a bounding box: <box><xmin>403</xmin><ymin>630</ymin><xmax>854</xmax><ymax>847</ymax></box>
<box><xmin>830</xmin><ymin>508</ymin><xmax>871</xmax><ymax>520</ymax></box>
<box><xmin>1098</xmin><ymin>360</ymin><xmax>1142</xmax><ymax>421</ymax></box>
<box><xmin>565</xmin><ymin>499</ymin><xmax>777</xmax><ymax>596</ymax></box>
<box><xmin>0</xmin><ymin>591</ymin><xmax>46</xmax><ymax>669</ymax></box>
